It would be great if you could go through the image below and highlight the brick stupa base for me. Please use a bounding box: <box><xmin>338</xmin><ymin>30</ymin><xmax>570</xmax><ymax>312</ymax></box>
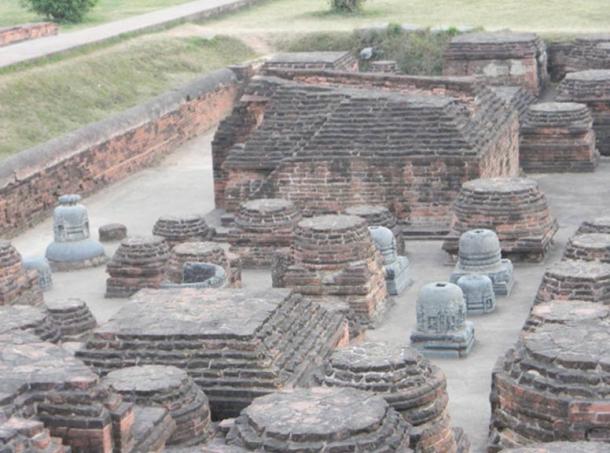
<box><xmin>577</xmin><ymin>216</ymin><xmax>610</xmax><ymax>235</ymax></box>
<box><xmin>523</xmin><ymin>300</ymin><xmax>609</xmax><ymax>333</ymax></box>
<box><xmin>564</xmin><ymin>233</ymin><xmax>610</xmax><ymax>262</ymax></box>
<box><xmin>152</xmin><ymin>215</ymin><xmax>214</xmax><ymax>248</ymax></box>
<box><xmin>345</xmin><ymin>204</ymin><xmax>405</xmax><ymax>255</ymax></box>
<box><xmin>534</xmin><ymin>260</ymin><xmax>610</xmax><ymax>304</ymax></box>
<box><xmin>0</xmin><ymin>241</ymin><xmax>43</xmax><ymax>306</ymax></box>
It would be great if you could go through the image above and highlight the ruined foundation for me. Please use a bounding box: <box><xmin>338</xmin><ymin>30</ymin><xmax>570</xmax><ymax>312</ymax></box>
<box><xmin>152</xmin><ymin>215</ymin><xmax>214</xmax><ymax>248</ymax></box>
<box><xmin>263</xmin><ymin>51</ymin><xmax>359</xmax><ymax>72</ymax></box>
<box><xmin>564</xmin><ymin>233</ymin><xmax>610</xmax><ymax>263</ymax></box>
<box><xmin>45</xmin><ymin>298</ymin><xmax>97</xmax><ymax>341</ymax></box>
<box><xmin>577</xmin><ymin>216</ymin><xmax>610</xmax><ymax>235</ymax></box>
<box><xmin>443</xmin><ymin>178</ymin><xmax>558</xmax><ymax>262</ymax></box>
<box><xmin>522</xmin><ymin>299</ymin><xmax>609</xmax><ymax>333</ymax></box>
<box><xmin>315</xmin><ymin>342</ymin><xmax>470</xmax><ymax>452</ymax></box>
<box><xmin>0</xmin><ymin>240</ymin><xmax>43</xmax><ymax>306</ymax></box>
<box><xmin>534</xmin><ymin>259</ymin><xmax>610</xmax><ymax>304</ymax></box>
<box><xmin>0</xmin><ymin>304</ymin><xmax>60</xmax><ymax>342</ymax></box>
<box><xmin>77</xmin><ymin>288</ymin><xmax>348</xmax><ymax>419</ymax></box>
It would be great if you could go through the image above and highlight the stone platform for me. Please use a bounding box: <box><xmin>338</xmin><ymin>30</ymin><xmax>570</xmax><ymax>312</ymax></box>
<box><xmin>45</xmin><ymin>298</ymin><xmax>97</xmax><ymax>341</ymax></box>
<box><xmin>77</xmin><ymin>287</ymin><xmax>348</xmax><ymax>419</ymax></box>
<box><xmin>523</xmin><ymin>299</ymin><xmax>610</xmax><ymax>332</ymax></box>
<box><xmin>443</xmin><ymin>178</ymin><xmax>558</xmax><ymax>262</ymax></box>
<box><xmin>263</xmin><ymin>51</ymin><xmax>358</xmax><ymax>72</ymax></box>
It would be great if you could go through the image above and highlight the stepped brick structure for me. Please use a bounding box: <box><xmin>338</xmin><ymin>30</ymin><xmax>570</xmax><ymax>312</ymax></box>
<box><xmin>345</xmin><ymin>204</ymin><xmax>405</xmax><ymax>255</ymax></box>
<box><xmin>548</xmin><ymin>34</ymin><xmax>610</xmax><ymax>81</ymax></box>
<box><xmin>225</xmin><ymin>198</ymin><xmax>301</xmax><ymax>266</ymax></box>
<box><xmin>489</xmin><ymin>319</ymin><xmax>610</xmax><ymax>450</ymax></box>
<box><xmin>105</xmin><ymin>236</ymin><xmax>171</xmax><ymax>298</ymax></box>
<box><xmin>450</xmin><ymin>229</ymin><xmax>514</xmax><ymax>296</ymax></box>
<box><xmin>315</xmin><ymin>342</ymin><xmax>470</xmax><ymax>452</ymax></box>
<box><xmin>0</xmin><ymin>417</ymin><xmax>69</xmax><ymax>452</ymax></box>
<box><xmin>225</xmin><ymin>387</ymin><xmax>413</xmax><ymax>451</ymax></box>
<box><xmin>520</xmin><ymin>102</ymin><xmax>599</xmax><ymax>172</ymax></box>
<box><xmin>23</xmin><ymin>256</ymin><xmax>53</xmax><ymax>291</ymax></box>
<box><xmin>103</xmin><ymin>365</ymin><xmax>212</xmax><ymax>446</ymax></box>
<box><xmin>263</xmin><ymin>51</ymin><xmax>358</xmax><ymax>71</ymax></box>
<box><xmin>45</xmin><ymin>298</ymin><xmax>97</xmax><ymax>341</ymax></box>
<box><xmin>165</xmin><ymin>241</ymin><xmax>241</xmax><ymax>287</ymax></box>
<box><xmin>0</xmin><ymin>304</ymin><xmax>60</xmax><ymax>342</ymax></box>
<box><xmin>213</xmin><ymin>70</ymin><xmax>520</xmax><ymax>237</ymax></box>
<box><xmin>0</xmin><ymin>241</ymin><xmax>43</xmax><ymax>306</ymax></box>
<box><xmin>443</xmin><ymin>178</ymin><xmax>558</xmax><ymax>262</ymax></box>
<box><xmin>564</xmin><ymin>233</ymin><xmax>610</xmax><ymax>262</ymax></box>
<box><xmin>443</xmin><ymin>31</ymin><xmax>548</xmax><ymax>95</ymax></box>
<box><xmin>491</xmin><ymin>86</ymin><xmax>536</xmax><ymax>123</ymax></box>
<box><xmin>77</xmin><ymin>288</ymin><xmax>348</xmax><ymax>419</ymax></box>
<box><xmin>99</xmin><ymin>223</ymin><xmax>128</xmax><ymax>242</ymax></box>
<box><xmin>152</xmin><ymin>215</ymin><xmax>214</xmax><ymax>248</ymax></box>
<box><xmin>502</xmin><ymin>442</ymin><xmax>610</xmax><ymax>453</ymax></box>
<box><xmin>577</xmin><ymin>216</ymin><xmax>610</xmax><ymax>235</ymax></box>
<box><xmin>411</xmin><ymin>282</ymin><xmax>475</xmax><ymax>358</ymax></box>
<box><xmin>557</xmin><ymin>70</ymin><xmax>610</xmax><ymax>156</ymax></box>
<box><xmin>523</xmin><ymin>300</ymin><xmax>609</xmax><ymax>333</ymax></box>
<box><xmin>272</xmin><ymin>214</ymin><xmax>389</xmax><ymax>326</ymax></box>
<box><xmin>534</xmin><ymin>260</ymin><xmax>610</xmax><ymax>304</ymax></box>
<box><xmin>0</xmin><ymin>330</ymin><xmax>174</xmax><ymax>453</ymax></box>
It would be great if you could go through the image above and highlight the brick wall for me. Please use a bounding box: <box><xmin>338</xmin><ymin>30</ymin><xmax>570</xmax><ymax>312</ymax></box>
<box><xmin>0</xmin><ymin>68</ymin><xmax>239</xmax><ymax>236</ymax></box>
<box><xmin>0</xmin><ymin>23</ymin><xmax>58</xmax><ymax>47</ymax></box>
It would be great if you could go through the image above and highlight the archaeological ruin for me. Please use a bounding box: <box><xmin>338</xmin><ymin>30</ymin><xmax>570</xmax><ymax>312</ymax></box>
<box><xmin>564</xmin><ymin>233</ymin><xmax>610</xmax><ymax>262</ymax></box>
<box><xmin>577</xmin><ymin>216</ymin><xmax>610</xmax><ymax>235</ymax></box>
<box><xmin>534</xmin><ymin>259</ymin><xmax>610</xmax><ymax>304</ymax></box>
<box><xmin>152</xmin><ymin>214</ymin><xmax>214</xmax><ymax>248</ymax></box>
<box><xmin>0</xmin><ymin>240</ymin><xmax>43</xmax><ymax>306</ymax></box>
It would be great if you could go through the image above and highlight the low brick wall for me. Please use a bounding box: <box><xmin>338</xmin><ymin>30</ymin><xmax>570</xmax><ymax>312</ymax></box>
<box><xmin>0</xmin><ymin>23</ymin><xmax>58</xmax><ymax>47</ymax></box>
<box><xmin>0</xmin><ymin>68</ymin><xmax>239</xmax><ymax>237</ymax></box>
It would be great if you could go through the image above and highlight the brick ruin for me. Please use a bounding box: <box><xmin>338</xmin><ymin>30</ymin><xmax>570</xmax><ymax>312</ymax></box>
<box><xmin>77</xmin><ymin>287</ymin><xmax>348</xmax><ymax>419</ymax></box>
<box><xmin>105</xmin><ymin>236</ymin><xmax>171</xmax><ymax>298</ymax></box>
<box><xmin>212</xmin><ymin>69</ymin><xmax>520</xmax><ymax>238</ymax></box>
<box><xmin>45</xmin><ymin>298</ymin><xmax>97</xmax><ymax>341</ymax></box>
<box><xmin>547</xmin><ymin>34</ymin><xmax>610</xmax><ymax>81</ymax></box>
<box><xmin>556</xmin><ymin>70</ymin><xmax>610</xmax><ymax>156</ymax></box>
<box><xmin>0</xmin><ymin>330</ymin><xmax>176</xmax><ymax>453</ymax></box>
<box><xmin>501</xmin><ymin>442</ymin><xmax>610</xmax><ymax>453</ymax></box>
<box><xmin>535</xmin><ymin>260</ymin><xmax>610</xmax><ymax>304</ymax></box>
<box><xmin>523</xmin><ymin>299</ymin><xmax>609</xmax><ymax>333</ymax></box>
<box><xmin>272</xmin><ymin>214</ymin><xmax>389</xmax><ymax>326</ymax></box>
<box><xmin>345</xmin><ymin>204</ymin><xmax>405</xmax><ymax>255</ymax></box>
<box><xmin>489</xmin><ymin>319</ymin><xmax>610</xmax><ymax>450</ymax></box>
<box><xmin>0</xmin><ymin>22</ymin><xmax>58</xmax><ymax>47</ymax></box>
<box><xmin>564</xmin><ymin>233</ymin><xmax>610</xmax><ymax>263</ymax></box>
<box><xmin>102</xmin><ymin>365</ymin><xmax>211</xmax><ymax>447</ymax></box>
<box><xmin>152</xmin><ymin>215</ymin><xmax>214</xmax><ymax>248</ymax></box>
<box><xmin>263</xmin><ymin>51</ymin><xmax>359</xmax><ymax>72</ymax></box>
<box><xmin>442</xmin><ymin>178</ymin><xmax>558</xmax><ymax>262</ymax></box>
<box><xmin>443</xmin><ymin>31</ymin><xmax>548</xmax><ymax>95</ymax></box>
<box><xmin>165</xmin><ymin>241</ymin><xmax>241</xmax><ymax>287</ymax></box>
<box><xmin>224</xmin><ymin>198</ymin><xmax>301</xmax><ymax>266</ymax></box>
<box><xmin>0</xmin><ymin>304</ymin><xmax>61</xmax><ymax>343</ymax></box>
<box><xmin>577</xmin><ymin>216</ymin><xmax>610</xmax><ymax>235</ymax></box>
<box><xmin>520</xmin><ymin>102</ymin><xmax>599</xmax><ymax>172</ymax></box>
<box><xmin>368</xmin><ymin>60</ymin><xmax>399</xmax><ymax>73</ymax></box>
<box><xmin>0</xmin><ymin>240</ymin><xmax>43</xmax><ymax>306</ymax></box>
<box><xmin>224</xmin><ymin>387</ymin><xmax>413</xmax><ymax>451</ymax></box>
<box><xmin>315</xmin><ymin>342</ymin><xmax>470</xmax><ymax>452</ymax></box>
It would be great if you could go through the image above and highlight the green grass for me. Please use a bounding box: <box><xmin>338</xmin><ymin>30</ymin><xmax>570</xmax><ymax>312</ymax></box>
<box><xmin>201</xmin><ymin>0</ymin><xmax>610</xmax><ymax>34</ymax></box>
<box><xmin>0</xmin><ymin>0</ymin><xmax>196</xmax><ymax>30</ymax></box>
<box><xmin>0</xmin><ymin>34</ymin><xmax>256</xmax><ymax>157</ymax></box>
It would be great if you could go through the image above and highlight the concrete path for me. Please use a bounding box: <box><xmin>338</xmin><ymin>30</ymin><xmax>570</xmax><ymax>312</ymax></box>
<box><xmin>0</xmin><ymin>0</ymin><xmax>258</xmax><ymax>70</ymax></box>
<box><xmin>11</xmin><ymin>129</ymin><xmax>610</xmax><ymax>452</ymax></box>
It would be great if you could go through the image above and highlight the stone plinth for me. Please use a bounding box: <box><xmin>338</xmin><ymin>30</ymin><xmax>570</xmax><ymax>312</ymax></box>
<box><xmin>263</xmin><ymin>51</ymin><xmax>358</xmax><ymax>72</ymax></box>
<box><xmin>369</xmin><ymin>226</ymin><xmax>412</xmax><ymax>295</ymax></box>
<box><xmin>523</xmin><ymin>300</ymin><xmax>609</xmax><ymax>333</ymax></box>
<box><xmin>45</xmin><ymin>195</ymin><xmax>107</xmax><ymax>271</ymax></box>
<box><xmin>502</xmin><ymin>442</ymin><xmax>610</xmax><ymax>452</ymax></box>
<box><xmin>272</xmin><ymin>214</ymin><xmax>389</xmax><ymax>326</ymax></box>
<box><xmin>152</xmin><ymin>215</ymin><xmax>214</xmax><ymax>248</ymax></box>
<box><xmin>443</xmin><ymin>178</ymin><xmax>558</xmax><ymax>262</ymax></box>
<box><xmin>0</xmin><ymin>241</ymin><xmax>43</xmax><ymax>306</ymax></box>
<box><xmin>443</xmin><ymin>31</ymin><xmax>548</xmax><ymax>95</ymax></box>
<box><xmin>410</xmin><ymin>282</ymin><xmax>475</xmax><ymax>358</ymax></box>
<box><xmin>0</xmin><ymin>305</ymin><xmax>60</xmax><ymax>342</ymax></box>
<box><xmin>105</xmin><ymin>236</ymin><xmax>171</xmax><ymax>298</ymax></box>
<box><xmin>535</xmin><ymin>260</ymin><xmax>610</xmax><ymax>304</ymax></box>
<box><xmin>315</xmin><ymin>342</ymin><xmax>470</xmax><ymax>452</ymax></box>
<box><xmin>45</xmin><ymin>298</ymin><xmax>97</xmax><ymax>341</ymax></box>
<box><xmin>22</xmin><ymin>256</ymin><xmax>53</xmax><ymax>292</ymax></box>
<box><xmin>450</xmin><ymin>229</ymin><xmax>514</xmax><ymax>296</ymax></box>
<box><xmin>226</xmin><ymin>198</ymin><xmax>301</xmax><ymax>266</ymax></box>
<box><xmin>77</xmin><ymin>288</ymin><xmax>348</xmax><ymax>419</ymax></box>
<box><xmin>0</xmin><ymin>331</ymin><xmax>148</xmax><ymax>453</ymax></box>
<box><xmin>226</xmin><ymin>387</ymin><xmax>413</xmax><ymax>451</ymax></box>
<box><xmin>520</xmin><ymin>102</ymin><xmax>599</xmax><ymax>172</ymax></box>
<box><xmin>103</xmin><ymin>365</ymin><xmax>211</xmax><ymax>446</ymax></box>
<box><xmin>577</xmin><ymin>216</ymin><xmax>610</xmax><ymax>235</ymax></box>
<box><xmin>99</xmin><ymin>223</ymin><xmax>127</xmax><ymax>242</ymax></box>
<box><xmin>345</xmin><ymin>204</ymin><xmax>405</xmax><ymax>255</ymax></box>
<box><xmin>457</xmin><ymin>274</ymin><xmax>496</xmax><ymax>314</ymax></box>
<box><xmin>557</xmin><ymin>70</ymin><xmax>610</xmax><ymax>156</ymax></box>
<box><xmin>564</xmin><ymin>233</ymin><xmax>610</xmax><ymax>262</ymax></box>
<box><xmin>165</xmin><ymin>241</ymin><xmax>241</xmax><ymax>288</ymax></box>
<box><xmin>489</xmin><ymin>320</ymin><xmax>610</xmax><ymax>450</ymax></box>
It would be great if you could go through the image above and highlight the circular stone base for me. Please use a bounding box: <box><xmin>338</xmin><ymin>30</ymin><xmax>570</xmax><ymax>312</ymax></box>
<box><xmin>227</xmin><ymin>387</ymin><xmax>412</xmax><ymax>451</ymax></box>
<box><xmin>45</xmin><ymin>298</ymin><xmax>97</xmax><ymax>340</ymax></box>
<box><xmin>577</xmin><ymin>216</ymin><xmax>610</xmax><ymax>235</ymax></box>
<box><xmin>46</xmin><ymin>239</ymin><xmax>107</xmax><ymax>272</ymax></box>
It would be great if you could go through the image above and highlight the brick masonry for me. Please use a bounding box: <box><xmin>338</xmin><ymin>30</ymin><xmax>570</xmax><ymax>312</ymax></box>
<box><xmin>0</xmin><ymin>23</ymin><xmax>57</xmax><ymax>47</ymax></box>
<box><xmin>0</xmin><ymin>68</ymin><xmax>239</xmax><ymax>237</ymax></box>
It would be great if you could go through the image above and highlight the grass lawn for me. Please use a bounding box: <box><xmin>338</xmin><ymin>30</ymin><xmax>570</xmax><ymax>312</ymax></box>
<box><xmin>0</xmin><ymin>32</ymin><xmax>255</xmax><ymax>158</ymax></box>
<box><xmin>202</xmin><ymin>0</ymin><xmax>610</xmax><ymax>35</ymax></box>
<box><xmin>0</xmin><ymin>0</ymin><xmax>196</xmax><ymax>30</ymax></box>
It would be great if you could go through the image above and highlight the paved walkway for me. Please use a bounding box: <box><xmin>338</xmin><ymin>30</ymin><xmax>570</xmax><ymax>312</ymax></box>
<box><xmin>0</xmin><ymin>0</ymin><xmax>258</xmax><ymax>70</ymax></box>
